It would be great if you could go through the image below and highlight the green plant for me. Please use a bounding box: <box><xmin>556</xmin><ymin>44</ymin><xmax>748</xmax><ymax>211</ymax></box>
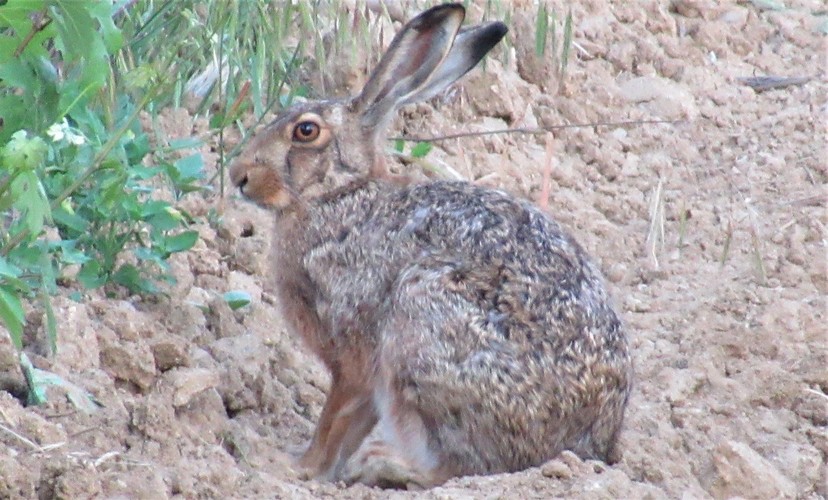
<box><xmin>535</xmin><ymin>3</ymin><xmax>573</xmax><ymax>87</ymax></box>
<box><xmin>0</xmin><ymin>1</ymin><xmax>200</xmax><ymax>350</ymax></box>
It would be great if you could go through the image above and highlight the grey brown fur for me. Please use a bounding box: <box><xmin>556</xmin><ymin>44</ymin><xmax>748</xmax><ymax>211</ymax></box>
<box><xmin>229</xmin><ymin>3</ymin><xmax>632</xmax><ymax>488</ymax></box>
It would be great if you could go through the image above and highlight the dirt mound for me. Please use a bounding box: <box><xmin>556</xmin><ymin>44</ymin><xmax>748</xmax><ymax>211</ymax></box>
<box><xmin>1</xmin><ymin>1</ymin><xmax>825</xmax><ymax>498</ymax></box>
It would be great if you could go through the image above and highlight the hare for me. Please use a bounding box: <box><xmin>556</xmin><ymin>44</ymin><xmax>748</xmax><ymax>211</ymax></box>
<box><xmin>229</xmin><ymin>3</ymin><xmax>632</xmax><ymax>489</ymax></box>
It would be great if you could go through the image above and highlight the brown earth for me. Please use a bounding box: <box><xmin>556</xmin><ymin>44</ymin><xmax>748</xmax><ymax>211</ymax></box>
<box><xmin>1</xmin><ymin>1</ymin><xmax>826</xmax><ymax>498</ymax></box>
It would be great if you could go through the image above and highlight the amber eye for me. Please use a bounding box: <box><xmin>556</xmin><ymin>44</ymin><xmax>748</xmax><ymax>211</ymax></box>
<box><xmin>293</xmin><ymin>121</ymin><xmax>320</xmax><ymax>142</ymax></box>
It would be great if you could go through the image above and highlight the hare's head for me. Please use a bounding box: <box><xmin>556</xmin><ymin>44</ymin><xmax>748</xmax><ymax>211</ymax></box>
<box><xmin>229</xmin><ymin>3</ymin><xmax>506</xmax><ymax>210</ymax></box>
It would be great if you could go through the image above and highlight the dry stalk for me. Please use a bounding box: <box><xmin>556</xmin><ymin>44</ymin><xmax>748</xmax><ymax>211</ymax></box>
<box><xmin>646</xmin><ymin>179</ymin><xmax>666</xmax><ymax>269</ymax></box>
<box><xmin>538</xmin><ymin>132</ymin><xmax>555</xmax><ymax>211</ymax></box>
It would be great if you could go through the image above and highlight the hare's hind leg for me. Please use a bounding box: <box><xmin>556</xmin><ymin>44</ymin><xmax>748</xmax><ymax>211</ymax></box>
<box><xmin>340</xmin><ymin>263</ymin><xmax>511</xmax><ymax>487</ymax></box>
<box><xmin>339</xmin><ymin>372</ymin><xmax>450</xmax><ymax>489</ymax></box>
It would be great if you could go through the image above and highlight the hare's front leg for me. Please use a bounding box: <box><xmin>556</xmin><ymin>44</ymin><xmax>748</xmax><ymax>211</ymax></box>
<box><xmin>297</xmin><ymin>373</ymin><xmax>378</xmax><ymax>480</ymax></box>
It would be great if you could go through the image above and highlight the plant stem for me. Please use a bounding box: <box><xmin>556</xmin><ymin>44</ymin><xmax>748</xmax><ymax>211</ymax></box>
<box><xmin>0</xmin><ymin>170</ymin><xmax>23</xmax><ymax>201</ymax></box>
<box><xmin>391</xmin><ymin>119</ymin><xmax>683</xmax><ymax>143</ymax></box>
<box><xmin>14</xmin><ymin>11</ymin><xmax>53</xmax><ymax>58</ymax></box>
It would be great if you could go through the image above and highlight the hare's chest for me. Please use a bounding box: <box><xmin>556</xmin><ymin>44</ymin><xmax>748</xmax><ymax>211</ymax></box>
<box><xmin>303</xmin><ymin>237</ymin><xmax>399</xmax><ymax>343</ymax></box>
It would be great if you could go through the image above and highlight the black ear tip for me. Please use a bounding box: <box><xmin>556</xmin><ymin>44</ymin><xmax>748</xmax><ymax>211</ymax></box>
<box><xmin>474</xmin><ymin>21</ymin><xmax>508</xmax><ymax>52</ymax></box>
<box><xmin>416</xmin><ymin>3</ymin><xmax>466</xmax><ymax>26</ymax></box>
<box><xmin>491</xmin><ymin>21</ymin><xmax>509</xmax><ymax>40</ymax></box>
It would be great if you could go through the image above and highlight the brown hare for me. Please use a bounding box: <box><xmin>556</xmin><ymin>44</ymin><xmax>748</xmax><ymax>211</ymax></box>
<box><xmin>229</xmin><ymin>3</ymin><xmax>632</xmax><ymax>489</ymax></box>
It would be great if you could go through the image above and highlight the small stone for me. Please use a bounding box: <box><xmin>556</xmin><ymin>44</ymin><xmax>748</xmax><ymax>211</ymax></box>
<box><xmin>0</xmin><ymin>330</ymin><xmax>25</xmax><ymax>395</ymax></box>
<box><xmin>208</xmin><ymin>335</ymin><xmax>270</xmax><ymax>412</ymax></box>
<box><xmin>98</xmin><ymin>328</ymin><xmax>156</xmax><ymax>390</ymax></box>
<box><xmin>97</xmin><ymin>300</ymin><xmax>150</xmax><ymax>342</ymax></box>
<box><xmin>206</xmin><ymin>296</ymin><xmax>245</xmax><ymax>339</ymax></box>
<box><xmin>590</xmin><ymin>460</ymin><xmax>608</xmax><ymax>474</ymax></box>
<box><xmin>167</xmin><ymin>367</ymin><xmax>220</xmax><ymax>408</ymax></box>
<box><xmin>150</xmin><ymin>337</ymin><xmax>191</xmax><ymax>372</ymax></box>
<box><xmin>51</xmin><ymin>298</ymin><xmax>100</xmax><ymax>372</ymax></box>
<box><xmin>626</xmin><ymin>295</ymin><xmax>652</xmax><ymax>313</ymax></box>
<box><xmin>607</xmin><ymin>263</ymin><xmax>628</xmax><ymax>284</ymax></box>
<box><xmin>718</xmin><ymin>7</ymin><xmax>749</xmax><ymax>29</ymax></box>
<box><xmin>710</xmin><ymin>440</ymin><xmax>797</xmax><ymax>499</ymax></box>
<box><xmin>541</xmin><ymin>459</ymin><xmax>572</xmax><ymax>479</ymax></box>
<box><xmin>616</xmin><ymin>76</ymin><xmax>698</xmax><ymax>120</ymax></box>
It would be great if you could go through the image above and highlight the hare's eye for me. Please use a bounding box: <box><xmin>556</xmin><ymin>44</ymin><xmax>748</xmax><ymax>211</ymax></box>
<box><xmin>293</xmin><ymin>121</ymin><xmax>320</xmax><ymax>142</ymax></box>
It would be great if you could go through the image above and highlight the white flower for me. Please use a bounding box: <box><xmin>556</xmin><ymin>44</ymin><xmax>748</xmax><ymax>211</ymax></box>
<box><xmin>65</xmin><ymin>130</ymin><xmax>85</xmax><ymax>145</ymax></box>
<box><xmin>45</xmin><ymin>118</ymin><xmax>86</xmax><ymax>145</ymax></box>
<box><xmin>46</xmin><ymin>120</ymin><xmax>67</xmax><ymax>142</ymax></box>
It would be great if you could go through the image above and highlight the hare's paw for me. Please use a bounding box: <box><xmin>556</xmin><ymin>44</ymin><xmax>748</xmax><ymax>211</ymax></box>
<box><xmin>341</xmin><ymin>439</ymin><xmax>428</xmax><ymax>489</ymax></box>
<box><xmin>293</xmin><ymin>445</ymin><xmax>324</xmax><ymax>480</ymax></box>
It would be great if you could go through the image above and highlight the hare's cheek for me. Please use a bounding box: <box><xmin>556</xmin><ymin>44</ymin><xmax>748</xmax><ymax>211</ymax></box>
<box><xmin>248</xmin><ymin>168</ymin><xmax>291</xmax><ymax>208</ymax></box>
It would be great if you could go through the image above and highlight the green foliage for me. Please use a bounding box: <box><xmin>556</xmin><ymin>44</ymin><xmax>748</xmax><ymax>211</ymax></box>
<box><xmin>410</xmin><ymin>142</ymin><xmax>433</xmax><ymax>159</ymax></box>
<box><xmin>0</xmin><ymin>1</ymin><xmax>201</xmax><ymax>349</ymax></box>
<box><xmin>20</xmin><ymin>351</ymin><xmax>101</xmax><ymax>411</ymax></box>
<box><xmin>533</xmin><ymin>4</ymin><xmax>574</xmax><ymax>83</ymax></box>
<box><xmin>223</xmin><ymin>290</ymin><xmax>251</xmax><ymax>311</ymax></box>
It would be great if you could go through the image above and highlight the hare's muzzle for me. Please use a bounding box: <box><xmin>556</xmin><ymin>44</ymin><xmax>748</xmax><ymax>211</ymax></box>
<box><xmin>229</xmin><ymin>163</ymin><xmax>249</xmax><ymax>192</ymax></box>
<box><xmin>228</xmin><ymin>160</ymin><xmax>291</xmax><ymax>209</ymax></box>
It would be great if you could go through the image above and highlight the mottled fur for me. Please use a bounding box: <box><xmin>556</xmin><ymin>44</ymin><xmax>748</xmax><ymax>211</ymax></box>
<box><xmin>229</xmin><ymin>3</ymin><xmax>632</xmax><ymax>488</ymax></box>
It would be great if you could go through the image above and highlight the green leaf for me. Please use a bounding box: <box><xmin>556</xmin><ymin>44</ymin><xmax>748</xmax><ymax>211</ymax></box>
<box><xmin>77</xmin><ymin>260</ymin><xmax>106</xmax><ymax>289</ymax></box>
<box><xmin>0</xmin><ymin>0</ymin><xmax>46</xmax><ymax>30</ymax></box>
<box><xmin>223</xmin><ymin>290</ymin><xmax>251</xmax><ymax>311</ymax></box>
<box><xmin>53</xmin><ymin>240</ymin><xmax>89</xmax><ymax>265</ymax></box>
<box><xmin>393</xmin><ymin>139</ymin><xmax>404</xmax><ymax>153</ymax></box>
<box><xmin>0</xmin><ymin>285</ymin><xmax>25</xmax><ymax>350</ymax></box>
<box><xmin>19</xmin><ymin>353</ymin><xmax>45</xmax><ymax>405</ymax></box>
<box><xmin>133</xmin><ymin>247</ymin><xmax>164</xmax><ymax>266</ymax></box>
<box><xmin>162</xmin><ymin>230</ymin><xmax>198</xmax><ymax>254</ymax></box>
<box><xmin>147</xmin><ymin>211</ymin><xmax>179</xmax><ymax>232</ymax></box>
<box><xmin>0</xmin><ymin>59</ymin><xmax>35</xmax><ymax>94</ymax></box>
<box><xmin>139</xmin><ymin>200</ymin><xmax>172</xmax><ymax>218</ymax></box>
<box><xmin>561</xmin><ymin>12</ymin><xmax>573</xmax><ymax>75</ymax></box>
<box><xmin>0</xmin><ymin>96</ymin><xmax>27</xmax><ymax>143</ymax></box>
<box><xmin>36</xmin><ymin>240</ymin><xmax>57</xmax><ymax>296</ymax></box>
<box><xmin>208</xmin><ymin>112</ymin><xmax>226</xmax><ymax>129</ymax></box>
<box><xmin>20</xmin><ymin>353</ymin><xmax>102</xmax><ymax>411</ymax></box>
<box><xmin>50</xmin><ymin>1</ymin><xmax>99</xmax><ymax>63</ymax></box>
<box><xmin>53</xmin><ymin>204</ymin><xmax>89</xmax><ymax>233</ymax></box>
<box><xmin>1</xmin><ymin>130</ymin><xmax>48</xmax><ymax>172</ymax></box>
<box><xmin>124</xmin><ymin>133</ymin><xmax>151</xmax><ymax>165</ymax></box>
<box><xmin>167</xmin><ymin>137</ymin><xmax>203</xmax><ymax>150</ymax></box>
<box><xmin>10</xmin><ymin>170</ymin><xmax>51</xmax><ymax>236</ymax></box>
<box><xmin>113</xmin><ymin>264</ymin><xmax>157</xmax><ymax>294</ymax></box>
<box><xmin>0</xmin><ymin>256</ymin><xmax>22</xmax><ymax>278</ymax></box>
<box><xmin>411</xmin><ymin>141</ymin><xmax>432</xmax><ymax>159</ymax></box>
<box><xmin>172</xmin><ymin>153</ymin><xmax>204</xmax><ymax>183</ymax></box>
<box><xmin>86</xmin><ymin>0</ymin><xmax>124</xmax><ymax>54</ymax></box>
<box><xmin>535</xmin><ymin>3</ymin><xmax>548</xmax><ymax>57</ymax></box>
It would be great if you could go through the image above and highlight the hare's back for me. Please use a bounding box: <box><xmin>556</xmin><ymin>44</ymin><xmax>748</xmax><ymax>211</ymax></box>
<box><xmin>372</xmin><ymin>181</ymin><xmax>623</xmax><ymax>350</ymax></box>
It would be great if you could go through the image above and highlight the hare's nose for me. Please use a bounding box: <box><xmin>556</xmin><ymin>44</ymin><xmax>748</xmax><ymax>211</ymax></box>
<box><xmin>236</xmin><ymin>174</ymin><xmax>248</xmax><ymax>191</ymax></box>
<box><xmin>228</xmin><ymin>161</ymin><xmax>250</xmax><ymax>191</ymax></box>
<box><xmin>230</xmin><ymin>169</ymin><xmax>249</xmax><ymax>192</ymax></box>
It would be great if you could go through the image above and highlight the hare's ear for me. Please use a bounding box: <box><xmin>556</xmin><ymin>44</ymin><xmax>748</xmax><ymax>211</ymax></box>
<box><xmin>353</xmin><ymin>4</ymin><xmax>466</xmax><ymax>127</ymax></box>
<box><xmin>398</xmin><ymin>21</ymin><xmax>508</xmax><ymax>106</ymax></box>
